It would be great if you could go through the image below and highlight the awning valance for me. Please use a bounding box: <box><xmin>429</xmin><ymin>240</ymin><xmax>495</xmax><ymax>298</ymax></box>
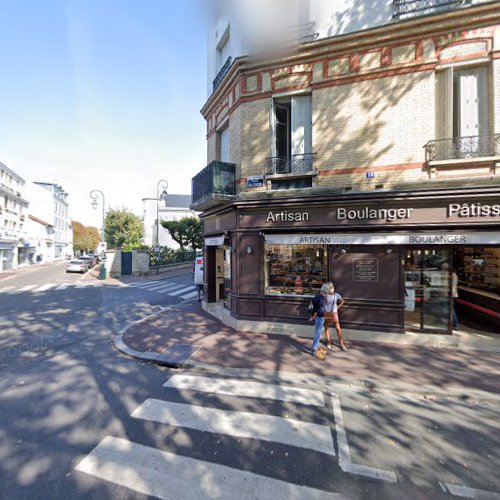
<box><xmin>263</xmin><ymin>232</ymin><xmax>500</xmax><ymax>246</ymax></box>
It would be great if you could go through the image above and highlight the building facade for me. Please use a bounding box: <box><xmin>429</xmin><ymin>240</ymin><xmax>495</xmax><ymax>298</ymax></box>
<box><xmin>32</xmin><ymin>182</ymin><xmax>72</xmax><ymax>260</ymax></box>
<box><xmin>0</xmin><ymin>161</ymin><xmax>29</xmax><ymax>271</ymax></box>
<box><xmin>143</xmin><ymin>194</ymin><xmax>197</xmax><ymax>248</ymax></box>
<box><xmin>193</xmin><ymin>0</ymin><xmax>500</xmax><ymax>336</ymax></box>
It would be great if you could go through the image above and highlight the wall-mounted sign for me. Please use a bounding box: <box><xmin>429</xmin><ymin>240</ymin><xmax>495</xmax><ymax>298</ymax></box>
<box><xmin>205</xmin><ymin>235</ymin><xmax>225</xmax><ymax>246</ymax></box>
<box><xmin>247</xmin><ymin>175</ymin><xmax>264</xmax><ymax>188</ymax></box>
<box><xmin>353</xmin><ymin>258</ymin><xmax>378</xmax><ymax>282</ymax></box>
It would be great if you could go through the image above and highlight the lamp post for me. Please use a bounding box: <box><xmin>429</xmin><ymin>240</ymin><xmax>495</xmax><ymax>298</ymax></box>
<box><xmin>89</xmin><ymin>189</ymin><xmax>106</xmax><ymax>280</ymax></box>
<box><xmin>156</xmin><ymin>179</ymin><xmax>168</xmax><ymax>273</ymax></box>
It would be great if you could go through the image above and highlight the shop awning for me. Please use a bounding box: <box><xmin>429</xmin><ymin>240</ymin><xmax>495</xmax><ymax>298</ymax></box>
<box><xmin>204</xmin><ymin>235</ymin><xmax>225</xmax><ymax>246</ymax></box>
<box><xmin>264</xmin><ymin>231</ymin><xmax>500</xmax><ymax>246</ymax></box>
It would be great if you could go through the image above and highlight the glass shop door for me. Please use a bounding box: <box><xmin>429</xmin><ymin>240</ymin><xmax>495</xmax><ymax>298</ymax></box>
<box><xmin>404</xmin><ymin>248</ymin><xmax>451</xmax><ymax>333</ymax></box>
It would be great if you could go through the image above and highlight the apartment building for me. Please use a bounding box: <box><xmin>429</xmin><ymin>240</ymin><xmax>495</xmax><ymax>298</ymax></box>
<box><xmin>0</xmin><ymin>161</ymin><xmax>29</xmax><ymax>271</ymax></box>
<box><xmin>142</xmin><ymin>194</ymin><xmax>197</xmax><ymax>248</ymax></box>
<box><xmin>192</xmin><ymin>0</ymin><xmax>500</xmax><ymax>336</ymax></box>
<box><xmin>32</xmin><ymin>182</ymin><xmax>72</xmax><ymax>260</ymax></box>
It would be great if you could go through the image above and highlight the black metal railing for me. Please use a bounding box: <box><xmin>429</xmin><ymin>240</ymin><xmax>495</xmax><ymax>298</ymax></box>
<box><xmin>266</xmin><ymin>153</ymin><xmax>316</xmax><ymax>175</ymax></box>
<box><xmin>191</xmin><ymin>160</ymin><xmax>236</xmax><ymax>207</ymax></box>
<box><xmin>424</xmin><ymin>134</ymin><xmax>500</xmax><ymax>162</ymax></box>
<box><xmin>393</xmin><ymin>0</ymin><xmax>472</xmax><ymax>19</ymax></box>
<box><xmin>213</xmin><ymin>57</ymin><xmax>233</xmax><ymax>93</ymax></box>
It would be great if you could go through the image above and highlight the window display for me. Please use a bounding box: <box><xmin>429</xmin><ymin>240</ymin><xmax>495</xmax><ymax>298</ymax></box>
<box><xmin>265</xmin><ymin>244</ymin><xmax>327</xmax><ymax>296</ymax></box>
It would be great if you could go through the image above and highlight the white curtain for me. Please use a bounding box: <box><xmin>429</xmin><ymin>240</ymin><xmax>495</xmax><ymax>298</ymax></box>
<box><xmin>220</xmin><ymin>127</ymin><xmax>230</xmax><ymax>162</ymax></box>
<box><xmin>459</xmin><ymin>69</ymin><xmax>479</xmax><ymax>138</ymax></box>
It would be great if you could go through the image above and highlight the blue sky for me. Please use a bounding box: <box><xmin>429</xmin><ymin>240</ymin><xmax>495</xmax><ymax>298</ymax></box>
<box><xmin>0</xmin><ymin>0</ymin><xmax>207</xmax><ymax>227</ymax></box>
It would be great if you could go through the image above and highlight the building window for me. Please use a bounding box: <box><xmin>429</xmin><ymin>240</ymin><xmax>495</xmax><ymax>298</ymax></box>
<box><xmin>216</xmin><ymin>25</ymin><xmax>230</xmax><ymax>73</ymax></box>
<box><xmin>265</xmin><ymin>243</ymin><xmax>326</xmax><ymax>296</ymax></box>
<box><xmin>217</xmin><ymin>125</ymin><xmax>230</xmax><ymax>162</ymax></box>
<box><xmin>436</xmin><ymin>66</ymin><xmax>490</xmax><ymax>140</ymax></box>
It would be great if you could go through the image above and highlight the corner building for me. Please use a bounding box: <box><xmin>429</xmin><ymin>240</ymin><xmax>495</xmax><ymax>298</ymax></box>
<box><xmin>192</xmin><ymin>0</ymin><xmax>500</xmax><ymax>336</ymax></box>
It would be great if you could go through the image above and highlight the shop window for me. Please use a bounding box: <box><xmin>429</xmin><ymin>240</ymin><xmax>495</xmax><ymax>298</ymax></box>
<box><xmin>265</xmin><ymin>243</ymin><xmax>326</xmax><ymax>296</ymax></box>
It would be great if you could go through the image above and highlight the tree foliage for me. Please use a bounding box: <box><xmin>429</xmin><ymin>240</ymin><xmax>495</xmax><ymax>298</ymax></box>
<box><xmin>161</xmin><ymin>217</ymin><xmax>203</xmax><ymax>251</ymax></box>
<box><xmin>104</xmin><ymin>208</ymin><xmax>143</xmax><ymax>250</ymax></box>
<box><xmin>72</xmin><ymin>221</ymin><xmax>101</xmax><ymax>253</ymax></box>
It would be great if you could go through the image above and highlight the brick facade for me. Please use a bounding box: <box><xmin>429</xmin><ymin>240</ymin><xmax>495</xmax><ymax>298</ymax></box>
<box><xmin>200</xmin><ymin>5</ymin><xmax>500</xmax><ymax>194</ymax></box>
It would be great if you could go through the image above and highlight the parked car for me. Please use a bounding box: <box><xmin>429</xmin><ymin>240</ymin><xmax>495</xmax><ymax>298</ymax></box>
<box><xmin>66</xmin><ymin>259</ymin><xmax>88</xmax><ymax>273</ymax></box>
<box><xmin>79</xmin><ymin>256</ymin><xmax>95</xmax><ymax>269</ymax></box>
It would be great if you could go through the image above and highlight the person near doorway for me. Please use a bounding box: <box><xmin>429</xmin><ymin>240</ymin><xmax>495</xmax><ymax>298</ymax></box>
<box><xmin>308</xmin><ymin>283</ymin><xmax>328</xmax><ymax>359</ymax></box>
<box><xmin>324</xmin><ymin>282</ymin><xmax>347</xmax><ymax>351</ymax></box>
<box><xmin>451</xmin><ymin>268</ymin><xmax>460</xmax><ymax>330</ymax></box>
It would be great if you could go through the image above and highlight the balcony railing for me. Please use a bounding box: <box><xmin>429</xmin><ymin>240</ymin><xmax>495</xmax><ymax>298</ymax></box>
<box><xmin>393</xmin><ymin>0</ymin><xmax>472</xmax><ymax>19</ymax></box>
<box><xmin>213</xmin><ymin>57</ymin><xmax>233</xmax><ymax>93</ymax></box>
<box><xmin>424</xmin><ymin>134</ymin><xmax>500</xmax><ymax>162</ymax></box>
<box><xmin>266</xmin><ymin>153</ymin><xmax>316</xmax><ymax>175</ymax></box>
<box><xmin>191</xmin><ymin>160</ymin><xmax>236</xmax><ymax>210</ymax></box>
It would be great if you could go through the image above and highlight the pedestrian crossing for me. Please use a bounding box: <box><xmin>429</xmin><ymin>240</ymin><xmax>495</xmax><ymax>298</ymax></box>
<box><xmin>0</xmin><ymin>279</ymin><xmax>199</xmax><ymax>301</ymax></box>
<box><xmin>75</xmin><ymin>373</ymin><xmax>344</xmax><ymax>499</ymax></box>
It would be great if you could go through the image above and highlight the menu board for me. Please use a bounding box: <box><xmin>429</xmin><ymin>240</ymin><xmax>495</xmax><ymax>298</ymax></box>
<box><xmin>353</xmin><ymin>258</ymin><xmax>378</xmax><ymax>282</ymax></box>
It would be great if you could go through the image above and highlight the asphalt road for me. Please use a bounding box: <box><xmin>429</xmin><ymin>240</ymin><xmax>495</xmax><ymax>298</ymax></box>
<box><xmin>0</xmin><ymin>262</ymin><xmax>499</xmax><ymax>500</ymax></box>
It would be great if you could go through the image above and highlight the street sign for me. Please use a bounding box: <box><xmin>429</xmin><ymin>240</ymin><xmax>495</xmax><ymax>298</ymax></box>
<box><xmin>97</xmin><ymin>241</ymin><xmax>107</xmax><ymax>253</ymax></box>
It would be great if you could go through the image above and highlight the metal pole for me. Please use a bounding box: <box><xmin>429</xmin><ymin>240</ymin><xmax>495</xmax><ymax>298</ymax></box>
<box><xmin>156</xmin><ymin>180</ymin><xmax>168</xmax><ymax>273</ymax></box>
<box><xmin>89</xmin><ymin>189</ymin><xmax>106</xmax><ymax>280</ymax></box>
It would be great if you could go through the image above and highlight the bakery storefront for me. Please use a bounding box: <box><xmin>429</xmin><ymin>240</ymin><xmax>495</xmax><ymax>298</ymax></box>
<box><xmin>203</xmin><ymin>190</ymin><xmax>500</xmax><ymax>335</ymax></box>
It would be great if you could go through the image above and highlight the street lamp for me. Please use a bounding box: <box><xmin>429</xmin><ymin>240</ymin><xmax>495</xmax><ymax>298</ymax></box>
<box><xmin>89</xmin><ymin>189</ymin><xmax>106</xmax><ymax>280</ymax></box>
<box><xmin>156</xmin><ymin>179</ymin><xmax>168</xmax><ymax>273</ymax></box>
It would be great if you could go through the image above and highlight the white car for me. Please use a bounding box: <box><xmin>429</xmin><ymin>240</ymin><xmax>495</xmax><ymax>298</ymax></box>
<box><xmin>66</xmin><ymin>259</ymin><xmax>88</xmax><ymax>273</ymax></box>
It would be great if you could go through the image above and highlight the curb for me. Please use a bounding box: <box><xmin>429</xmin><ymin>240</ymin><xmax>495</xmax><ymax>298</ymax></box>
<box><xmin>113</xmin><ymin>307</ymin><xmax>200</xmax><ymax>368</ymax></box>
<box><xmin>114</xmin><ymin>308</ymin><xmax>500</xmax><ymax>403</ymax></box>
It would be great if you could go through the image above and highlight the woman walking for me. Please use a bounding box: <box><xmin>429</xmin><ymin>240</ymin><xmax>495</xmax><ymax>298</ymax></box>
<box><xmin>309</xmin><ymin>283</ymin><xmax>329</xmax><ymax>359</ymax></box>
<box><xmin>324</xmin><ymin>282</ymin><xmax>347</xmax><ymax>351</ymax></box>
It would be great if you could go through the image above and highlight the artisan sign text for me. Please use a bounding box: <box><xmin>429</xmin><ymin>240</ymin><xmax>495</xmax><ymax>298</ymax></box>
<box><xmin>266</xmin><ymin>211</ymin><xmax>309</xmax><ymax>222</ymax></box>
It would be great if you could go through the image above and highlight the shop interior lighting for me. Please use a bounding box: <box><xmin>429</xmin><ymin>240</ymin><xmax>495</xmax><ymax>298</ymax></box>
<box><xmin>246</xmin><ymin>246</ymin><xmax>253</xmax><ymax>254</ymax></box>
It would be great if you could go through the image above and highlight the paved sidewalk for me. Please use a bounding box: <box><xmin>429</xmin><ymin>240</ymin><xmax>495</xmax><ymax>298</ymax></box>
<box><xmin>116</xmin><ymin>302</ymin><xmax>500</xmax><ymax>397</ymax></box>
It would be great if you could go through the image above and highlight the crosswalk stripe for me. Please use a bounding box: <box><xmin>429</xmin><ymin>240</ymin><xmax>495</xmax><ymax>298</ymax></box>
<box><xmin>150</xmin><ymin>283</ymin><xmax>187</xmax><ymax>293</ymax></box>
<box><xmin>181</xmin><ymin>290</ymin><xmax>198</xmax><ymax>300</ymax></box>
<box><xmin>128</xmin><ymin>281</ymin><xmax>160</xmax><ymax>288</ymax></box>
<box><xmin>168</xmin><ymin>286</ymin><xmax>195</xmax><ymax>296</ymax></box>
<box><xmin>74</xmin><ymin>283</ymin><xmax>88</xmax><ymax>288</ymax></box>
<box><xmin>164</xmin><ymin>374</ymin><xmax>325</xmax><ymax>407</ymax></box>
<box><xmin>143</xmin><ymin>282</ymin><xmax>179</xmax><ymax>291</ymax></box>
<box><xmin>75</xmin><ymin>436</ymin><xmax>340</xmax><ymax>500</ymax></box>
<box><xmin>34</xmin><ymin>283</ymin><xmax>55</xmax><ymax>292</ymax></box>
<box><xmin>0</xmin><ymin>286</ymin><xmax>15</xmax><ymax>292</ymax></box>
<box><xmin>132</xmin><ymin>399</ymin><xmax>335</xmax><ymax>456</ymax></box>
<box><xmin>14</xmin><ymin>285</ymin><xmax>36</xmax><ymax>292</ymax></box>
<box><xmin>55</xmin><ymin>284</ymin><xmax>70</xmax><ymax>290</ymax></box>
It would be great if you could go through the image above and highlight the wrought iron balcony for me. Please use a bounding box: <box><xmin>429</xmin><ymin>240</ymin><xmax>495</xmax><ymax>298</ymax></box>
<box><xmin>191</xmin><ymin>160</ymin><xmax>236</xmax><ymax>211</ymax></box>
<box><xmin>266</xmin><ymin>153</ymin><xmax>316</xmax><ymax>176</ymax></box>
<box><xmin>213</xmin><ymin>57</ymin><xmax>233</xmax><ymax>93</ymax></box>
<box><xmin>424</xmin><ymin>134</ymin><xmax>500</xmax><ymax>162</ymax></box>
<box><xmin>393</xmin><ymin>0</ymin><xmax>472</xmax><ymax>19</ymax></box>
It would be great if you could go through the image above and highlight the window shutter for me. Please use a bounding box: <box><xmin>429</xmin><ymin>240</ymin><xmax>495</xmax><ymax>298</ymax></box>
<box><xmin>436</xmin><ymin>69</ymin><xmax>453</xmax><ymax>140</ymax></box>
<box><xmin>459</xmin><ymin>69</ymin><xmax>479</xmax><ymax>137</ymax></box>
<box><xmin>477</xmin><ymin>66</ymin><xmax>489</xmax><ymax>137</ymax></box>
<box><xmin>270</xmin><ymin>99</ymin><xmax>277</xmax><ymax>157</ymax></box>
<box><xmin>291</xmin><ymin>95</ymin><xmax>312</xmax><ymax>155</ymax></box>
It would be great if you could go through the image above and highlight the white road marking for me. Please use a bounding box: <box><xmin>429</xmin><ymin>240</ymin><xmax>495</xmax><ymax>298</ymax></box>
<box><xmin>16</xmin><ymin>284</ymin><xmax>36</xmax><ymax>292</ymax></box>
<box><xmin>331</xmin><ymin>393</ymin><xmax>397</xmax><ymax>483</ymax></box>
<box><xmin>128</xmin><ymin>281</ymin><xmax>160</xmax><ymax>288</ymax></box>
<box><xmin>33</xmin><ymin>283</ymin><xmax>56</xmax><ymax>292</ymax></box>
<box><xmin>55</xmin><ymin>284</ymin><xmax>70</xmax><ymax>290</ymax></box>
<box><xmin>168</xmin><ymin>286</ymin><xmax>195</xmax><ymax>296</ymax></box>
<box><xmin>181</xmin><ymin>290</ymin><xmax>199</xmax><ymax>300</ymax></box>
<box><xmin>75</xmin><ymin>436</ymin><xmax>342</xmax><ymax>500</ymax></box>
<box><xmin>74</xmin><ymin>283</ymin><xmax>88</xmax><ymax>288</ymax></box>
<box><xmin>132</xmin><ymin>399</ymin><xmax>335</xmax><ymax>456</ymax></box>
<box><xmin>164</xmin><ymin>374</ymin><xmax>325</xmax><ymax>407</ymax></box>
<box><xmin>440</xmin><ymin>481</ymin><xmax>500</xmax><ymax>499</ymax></box>
<box><xmin>0</xmin><ymin>286</ymin><xmax>16</xmax><ymax>292</ymax></box>
<box><xmin>143</xmin><ymin>282</ymin><xmax>181</xmax><ymax>291</ymax></box>
<box><xmin>153</xmin><ymin>283</ymin><xmax>187</xmax><ymax>293</ymax></box>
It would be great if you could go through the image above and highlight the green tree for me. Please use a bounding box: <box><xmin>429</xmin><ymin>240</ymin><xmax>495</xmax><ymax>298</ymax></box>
<box><xmin>85</xmin><ymin>226</ymin><xmax>101</xmax><ymax>252</ymax></box>
<box><xmin>104</xmin><ymin>209</ymin><xmax>143</xmax><ymax>250</ymax></box>
<box><xmin>161</xmin><ymin>217</ymin><xmax>203</xmax><ymax>251</ymax></box>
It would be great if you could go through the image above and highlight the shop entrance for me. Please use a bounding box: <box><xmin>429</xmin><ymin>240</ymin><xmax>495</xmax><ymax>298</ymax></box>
<box><xmin>206</xmin><ymin>244</ymin><xmax>231</xmax><ymax>306</ymax></box>
<box><xmin>404</xmin><ymin>248</ymin><xmax>452</xmax><ymax>333</ymax></box>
